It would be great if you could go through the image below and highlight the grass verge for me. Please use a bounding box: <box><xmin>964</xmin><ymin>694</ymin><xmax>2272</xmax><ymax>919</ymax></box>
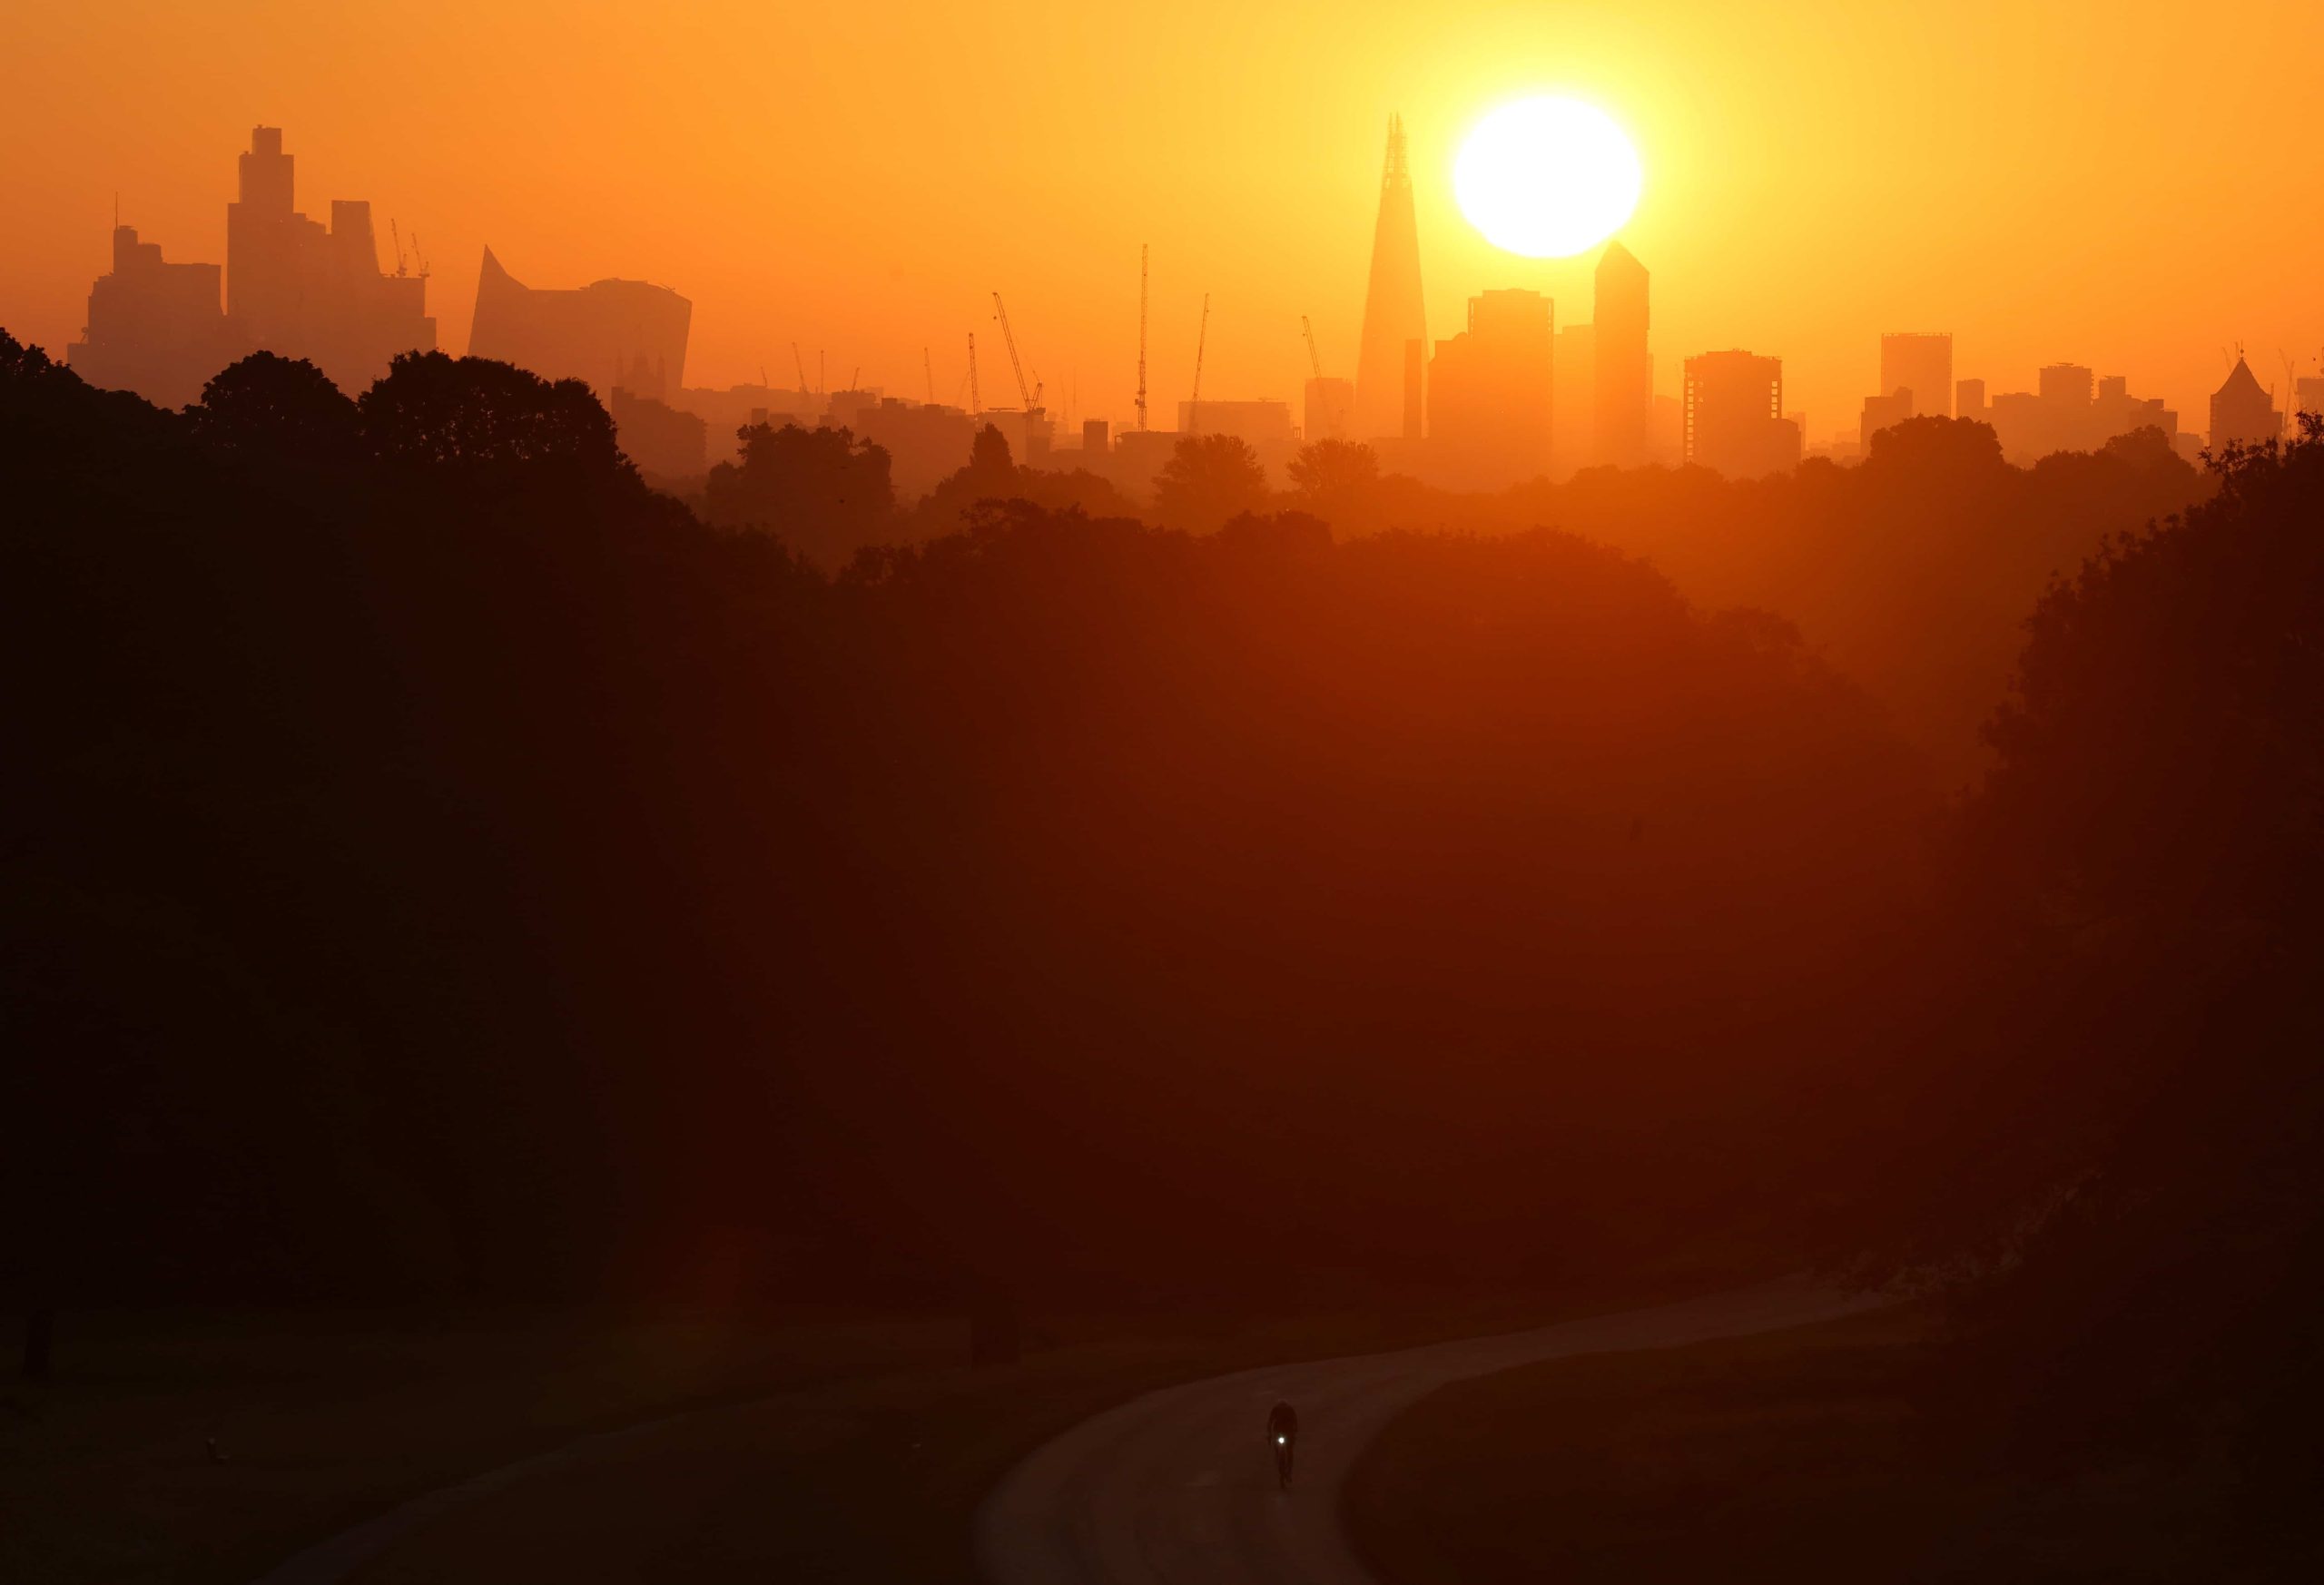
<box><xmin>1344</xmin><ymin>1304</ymin><xmax>2257</xmax><ymax>1583</ymax></box>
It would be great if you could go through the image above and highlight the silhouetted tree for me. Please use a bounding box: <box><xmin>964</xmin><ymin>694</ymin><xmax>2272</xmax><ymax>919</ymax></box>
<box><xmin>906</xmin><ymin>424</ymin><xmax>1138</xmax><ymax>541</ymax></box>
<box><xmin>1287</xmin><ymin>438</ymin><xmax>1381</xmax><ymax>525</ymax></box>
<box><xmin>357</xmin><ymin>350</ymin><xmax>630</xmax><ymax>477</ymax></box>
<box><xmin>190</xmin><ymin>352</ymin><xmax>359</xmax><ymax>468</ymax></box>
<box><xmin>1838</xmin><ymin>424</ymin><xmax>2324</xmax><ymax>1555</ymax></box>
<box><xmin>700</xmin><ymin>419</ymin><xmax>893</xmax><ymax>567</ymax></box>
<box><xmin>1153</xmin><ymin>432</ymin><xmax>1270</xmax><ymax>531</ymax></box>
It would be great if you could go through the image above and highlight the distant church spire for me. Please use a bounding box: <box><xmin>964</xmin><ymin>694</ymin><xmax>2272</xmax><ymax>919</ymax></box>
<box><xmin>1354</xmin><ymin>114</ymin><xmax>1426</xmax><ymax>443</ymax></box>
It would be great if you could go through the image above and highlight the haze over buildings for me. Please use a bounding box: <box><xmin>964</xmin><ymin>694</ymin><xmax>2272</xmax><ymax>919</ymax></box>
<box><xmin>1428</xmin><ymin>288</ymin><xmax>1553</xmax><ymax>488</ymax></box>
<box><xmin>65</xmin><ymin>224</ymin><xmax>240</xmax><ymax>409</ymax></box>
<box><xmin>468</xmin><ymin>248</ymin><xmax>690</xmax><ymax>399</ymax></box>
<box><xmin>1592</xmin><ymin>242</ymin><xmax>1652</xmax><ymax>468</ymax></box>
<box><xmin>227</xmin><ymin>128</ymin><xmax>435</xmax><ymax>393</ymax></box>
<box><xmin>67</xmin><ymin>127</ymin><xmax>433</xmax><ymax>406</ymax></box>
<box><xmin>1880</xmin><ymin>333</ymin><xmax>1953</xmax><ymax>419</ymax></box>
<box><xmin>2211</xmin><ymin>356</ymin><xmax>2282</xmax><ymax>449</ymax></box>
<box><xmin>37</xmin><ymin>112</ymin><xmax>2303</xmax><ymax>498</ymax></box>
<box><xmin>1683</xmin><ymin>349</ymin><xmax>1799</xmax><ymax>478</ymax></box>
<box><xmin>1354</xmin><ymin>116</ymin><xmax>1427</xmax><ymax>443</ymax></box>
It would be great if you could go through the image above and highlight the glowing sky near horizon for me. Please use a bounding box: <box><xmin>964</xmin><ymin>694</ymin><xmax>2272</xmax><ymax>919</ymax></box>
<box><xmin>5</xmin><ymin>1</ymin><xmax>2323</xmax><ymax>441</ymax></box>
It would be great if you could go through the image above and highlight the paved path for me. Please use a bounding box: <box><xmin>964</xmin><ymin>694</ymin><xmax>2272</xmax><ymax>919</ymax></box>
<box><xmin>976</xmin><ymin>1278</ymin><xmax>1881</xmax><ymax>1585</ymax></box>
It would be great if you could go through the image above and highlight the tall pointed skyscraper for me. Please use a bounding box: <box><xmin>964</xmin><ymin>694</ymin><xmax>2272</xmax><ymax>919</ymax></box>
<box><xmin>1592</xmin><ymin>241</ymin><xmax>1651</xmax><ymax>467</ymax></box>
<box><xmin>1354</xmin><ymin>115</ymin><xmax>1426</xmax><ymax>441</ymax></box>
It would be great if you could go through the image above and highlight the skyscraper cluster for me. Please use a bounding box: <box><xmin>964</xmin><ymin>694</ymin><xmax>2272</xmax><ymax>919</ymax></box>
<box><xmin>70</xmin><ymin>127</ymin><xmax>434</xmax><ymax>406</ymax></box>
<box><xmin>1847</xmin><ymin>332</ymin><xmax>2237</xmax><ymax>465</ymax></box>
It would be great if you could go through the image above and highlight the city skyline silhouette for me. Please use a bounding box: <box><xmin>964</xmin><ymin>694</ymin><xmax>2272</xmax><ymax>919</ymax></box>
<box><xmin>6</xmin><ymin>3</ymin><xmax>2321</xmax><ymax>444</ymax></box>
<box><xmin>30</xmin><ymin>115</ymin><xmax>2308</xmax><ymax>493</ymax></box>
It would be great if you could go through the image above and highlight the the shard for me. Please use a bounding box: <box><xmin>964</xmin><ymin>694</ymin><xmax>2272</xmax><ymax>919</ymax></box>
<box><xmin>1354</xmin><ymin>114</ymin><xmax>1426</xmax><ymax>442</ymax></box>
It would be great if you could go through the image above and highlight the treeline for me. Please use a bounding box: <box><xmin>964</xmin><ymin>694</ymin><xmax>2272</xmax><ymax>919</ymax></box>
<box><xmin>698</xmin><ymin>409</ymin><xmax>2207</xmax><ymax>781</ymax></box>
<box><xmin>2</xmin><ymin>340</ymin><xmax>1931</xmax><ymax>1310</ymax></box>
<box><xmin>1846</xmin><ymin>424</ymin><xmax>2324</xmax><ymax>1545</ymax></box>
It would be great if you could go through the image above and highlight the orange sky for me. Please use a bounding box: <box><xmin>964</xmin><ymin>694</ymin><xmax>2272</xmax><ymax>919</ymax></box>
<box><xmin>6</xmin><ymin>1</ymin><xmax>2320</xmax><ymax>441</ymax></box>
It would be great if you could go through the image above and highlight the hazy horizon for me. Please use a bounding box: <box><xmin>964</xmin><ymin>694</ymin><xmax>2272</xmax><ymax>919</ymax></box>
<box><xmin>7</xmin><ymin>0</ymin><xmax>2322</xmax><ymax>438</ymax></box>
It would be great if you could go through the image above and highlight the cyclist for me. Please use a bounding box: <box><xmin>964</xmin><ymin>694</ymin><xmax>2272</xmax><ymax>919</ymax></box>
<box><xmin>1266</xmin><ymin>1399</ymin><xmax>1300</xmax><ymax>1489</ymax></box>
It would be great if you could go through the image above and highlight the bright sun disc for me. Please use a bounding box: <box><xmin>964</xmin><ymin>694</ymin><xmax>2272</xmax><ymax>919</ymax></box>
<box><xmin>1454</xmin><ymin>97</ymin><xmax>1642</xmax><ymax>259</ymax></box>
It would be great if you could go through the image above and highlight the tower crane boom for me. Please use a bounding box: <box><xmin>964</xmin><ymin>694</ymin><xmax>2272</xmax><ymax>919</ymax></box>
<box><xmin>1302</xmin><ymin>315</ymin><xmax>1323</xmax><ymax>379</ymax></box>
<box><xmin>1189</xmin><ymin>292</ymin><xmax>1210</xmax><ymax>434</ymax></box>
<box><xmin>992</xmin><ymin>291</ymin><xmax>1040</xmax><ymax>410</ymax></box>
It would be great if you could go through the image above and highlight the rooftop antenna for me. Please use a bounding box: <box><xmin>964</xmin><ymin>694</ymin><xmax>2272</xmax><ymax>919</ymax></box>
<box><xmin>1135</xmin><ymin>243</ymin><xmax>1150</xmax><ymax>431</ymax></box>
<box><xmin>1188</xmin><ymin>291</ymin><xmax>1210</xmax><ymax>434</ymax></box>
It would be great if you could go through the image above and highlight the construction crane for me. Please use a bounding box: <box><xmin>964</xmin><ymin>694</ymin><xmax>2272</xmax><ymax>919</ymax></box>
<box><xmin>1302</xmin><ymin>315</ymin><xmax>1323</xmax><ymax>379</ymax></box>
<box><xmin>1188</xmin><ymin>292</ymin><xmax>1210</xmax><ymax>434</ymax></box>
<box><xmin>924</xmin><ymin>346</ymin><xmax>936</xmax><ymax>406</ymax></box>
<box><xmin>390</xmin><ymin>220</ymin><xmax>406</xmax><ymax>278</ymax></box>
<box><xmin>792</xmin><ymin>342</ymin><xmax>809</xmax><ymax>392</ymax></box>
<box><xmin>968</xmin><ymin>332</ymin><xmax>981</xmax><ymax>416</ymax></box>
<box><xmin>991</xmin><ymin>291</ymin><xmax>1041</xmax><ymax>411</ymax></box>
<box><xmin>1135</xmin><ymin>244</ymin><xmax>1150</xmax><ymax>431</ymax></box>
<box><xmin>408</xmin><ymin>231</ymin><xmax>428</xmax><ymax>279</ymax></box>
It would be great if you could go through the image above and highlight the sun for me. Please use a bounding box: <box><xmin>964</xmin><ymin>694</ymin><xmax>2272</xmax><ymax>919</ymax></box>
<box><xmin>1454</xmin><ymin>96</ymin><xmax>1643</xmax><ymax>259</ymax></box>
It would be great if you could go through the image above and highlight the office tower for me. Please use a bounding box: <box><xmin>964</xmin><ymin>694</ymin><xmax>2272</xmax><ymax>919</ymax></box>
<box><xmin>1354</xmin><ymin>115</ymin><xmax>1426</xmax><ymax>440</ymax></box>
<box><xmin>65</xmin><ymin>223</ymin><xmax>242</xmax><ymax>409</ymax></box>
<box><xmin>2091</xmin><ymin>375</ymin><xmax>2176</xmax><ymax>441</ymax></box>
<box><xmin>2293</xmin><ymin>375</ymin><xmax>2324</xmax><ymax>421</ymax></box>
<box><xmin>2039</xmin><ymin>362</ymin><xmax>2094</xmax><ymax>407</ymax></box>
<box><xmin>1880</xmin><ymin>332</ymin><xmax>1953</xmax><ymax>418</ymax></box>
<box><xmin>1428</xmin><ymin>288</ymin><xmax>1554</xmax><ymax>487</ymax></box>
<box><xmin>226</xmin><ymin>126</ymin><xmax>433</xmax><ymax>391</ymax></box>
<box><xmin>1593</xmin><ymin>241</ymin><xmax>1650</xmax><ymax>467</ymax></box>
<box><xmin>1304</xmin><ymin>376</ymin><xmax>1354</xmax><ymax>442</ymax></box>
<box><xmin>1552</xmin><ymin>322</ymin><xmax>1594</xmax><ymax>473</ymax></box>
<box><xmin>468</xmin><ymin>247</ymin><xmax>692</xmax><ymax>399</ymax></box>
<box><xmin>1860</xmin><ymin>389</ymin><xmax>1914</xmax><ymax>453</ymax></box>
<box><xmin>1956</xmin><ymin>378</ymin><xmax>1987</xmax><ymax>418</ymax></box>
<box><xmin>2210</xmin><ymin>357</ymin><xmax>2281</xmax><ymax>448</ymax></box>
<box><xmin>1682</xmin><ymin>349</ymin><xmax>1799</xmax><ymax>478</ymax></box>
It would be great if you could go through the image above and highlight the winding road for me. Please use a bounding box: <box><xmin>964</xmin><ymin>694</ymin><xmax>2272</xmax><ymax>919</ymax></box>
<box><xmin>976</xmin><ymin>1278</ymin><xmax>1880</xmax><ymax>1585</ymax></box>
